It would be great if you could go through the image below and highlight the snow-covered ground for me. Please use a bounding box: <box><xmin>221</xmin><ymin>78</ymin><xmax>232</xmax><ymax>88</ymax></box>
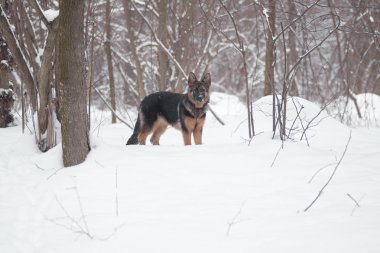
<box><xmin>1</xmin><ymin>93</ymin><xmax>380</xmax><ymax>253</ymax></box>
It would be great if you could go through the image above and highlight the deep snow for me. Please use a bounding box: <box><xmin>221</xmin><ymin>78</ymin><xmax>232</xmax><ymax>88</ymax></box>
<box><xmin>1</xmin><ymin>93</ymin><xmax>380</xmax><ymax>253</ymax></box>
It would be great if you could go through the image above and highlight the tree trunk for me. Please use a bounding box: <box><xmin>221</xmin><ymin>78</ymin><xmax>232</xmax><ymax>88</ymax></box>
<box><xmin>0</xmin><ymin>2</ymin><xmax>14</xmax><ymax>128</ymax></box>
<box><xmin>287</xmin><ymin>0</ymin><xmax>299</xmax><ymax>96</ymax></box>
<box><xmin>123</xmin><ymin>0</ymin><xmax>146</xmax><ymax>100</ymax></box>
<box><xmin>58</xmin><ymin>0</ymin><xmax>90</xmax><ymax>167</ymax></box>
<box><xmin>105</xmin><ymin>0</ymin><xmax>116</xmax><ymax>123</ymax></box>
<box><xmin>0</xmin><ymin>38</ymin><xmax>14</xmax><ymax>128</ymax></box>
<box><xmin>0</xmin><ymin>4</ymin><xmax>37</xmax><ymax>111</ymax></box>
<box><xmin>37</xmin><ymin>19</ymin><xmax>59</xmax><ymax>136</ymax></box>
<box><xmin>263</xmin><ymin>0</ymin><xmax>276</xmax><ymax>96</ymax></box>
<box><xmin>157</xmin><ymin>0</ymin><xmax>169</xmax><ymax>91</ymax></box>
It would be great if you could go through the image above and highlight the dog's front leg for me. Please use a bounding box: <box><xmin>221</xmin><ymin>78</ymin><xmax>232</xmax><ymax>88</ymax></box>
<box><xmin>182</xmin><ymin>131</ymin><xmax>192</xmax><ymax>145</ymax></box>
<box><xmin>193</xmin><ymin>116</ymin><xmax>205</xmax><ymax>145</ymax></box>
<box><xmin>193</xmin><ymin>128</ymin><xmax>202</xmax><ymax>145</ymax></box>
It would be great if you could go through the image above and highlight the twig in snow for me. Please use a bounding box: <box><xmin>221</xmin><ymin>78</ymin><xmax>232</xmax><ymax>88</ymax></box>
<box><xmin>226</xmin><ymin>201</ymin><xmax>248</xmax><ymax>236</ymax></box>
<box><xmin>308</xmin><ymin>162</ymin><xmax>338</xmax><ymax>184</ymax></box>
<box><xmin>52</xmin><ymin>194</ymin><xmax>94</xmax><ymax>239</ymax></box>
<box><xmin>304</xmin><ymin>130</ymin><xmax>352</xmax><ymax>212</ymax></box>
<box><xmin>270</xmin><ymin>144</ymin><xmax>283</xmax><ymax>168</ymax></box>
<box><xmin>95</xmin><ymin>160</ymin><xmax>105</xmax><ymax>168</ymax></box>
<box><xmin>290</xmin><ymin>98</ymin><xmax>310</xmax><ymax>146</ymax></box>
<box><xmin>300</xmin><ymin>96</ymin><xmax>337</xmax><ymax>142</ymax></box>
<box><xmin>46</xmin><ymin>167</ymin><xmax>64</xmax><ymax>180</ymax></box>
<box><xmin>347</xmin><ymin>193</ymin><xmax>365</xmax><ymax>216</ymax></box>
<box><xmin>34</xmin><ymin>163</ymin><xmax>45</xmax><ymax>171</ymax></box>
<box><xmin>248</xmin><ymin>131</ymin><xmax>264</xmax><ymax>146</ymax></box>
<box><xmin>72</xmin><ymin>180</ymin><xmax>91</xmax><ymax>237</ymax></box>
<box><xmin>96</xmin><ymin>223</ymin><xmax>126</xmax><ymax>241</ymax></box>
<box><xmin>287</xmin><ymin>98</ymin><xmax>304</xmax><ymax>138</ymax></box>
<box><xmin>346</xmin><ymin>193</ymin><xmax>360</xmax><ymax>208</ymax></box>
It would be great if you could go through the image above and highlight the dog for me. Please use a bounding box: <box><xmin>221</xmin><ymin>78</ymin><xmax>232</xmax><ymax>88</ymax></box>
<box><xmin>126</xmin><ymin>72</ymin><xmax>211</xmax><ymax>145</ymax></box>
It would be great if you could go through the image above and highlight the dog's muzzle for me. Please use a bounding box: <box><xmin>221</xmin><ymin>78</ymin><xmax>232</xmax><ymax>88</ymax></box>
<box><xmin>194</xmin><ymin>93</ymin><xmax>205</xmax><ymax>102</ymax></box>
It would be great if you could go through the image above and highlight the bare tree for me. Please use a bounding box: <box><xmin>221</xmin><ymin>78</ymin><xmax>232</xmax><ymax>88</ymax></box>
<box><xmin>105</xmin><ymin>0</ymin><xmax>116</xmax><ymax>123</ymax></box>
<box><xmin>0</xmin><ymin>27</ymin><xmax>14</xmax><ymax>127</ymax></box>
<box><xmin>122</xmin><ymin>0</ymin><xmax>146</xmax><ymax>100</ymax></box>
<box><xmin>286</xmin><ymin>0</ymin><xmax>299</xmax><ymax>96</ymax></box>
<box><xmin>157</xmin><ymin>0</ymin><xmax>169</xmax><ymax>91</ymax></box>
<box><xmin>263</xmin><ymin>0</ymin><xmax>276</xmax><ymax>97</ymax></box>
<box><xmin>0</xmin><ymin>0</ymin><xmax>61</xmax><ymax>150</ymax></box>
<box><xmin>58</xmin><ymin>0</ymin><xmax>90</xmax><ymax>167</ymax></box>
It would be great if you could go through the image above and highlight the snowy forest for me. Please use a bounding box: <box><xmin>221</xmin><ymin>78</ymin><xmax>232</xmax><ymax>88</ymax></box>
<box><xmin>1</xmin><ymin>0</ymin><xmax>380</xmax><ymax>252</ymax></box>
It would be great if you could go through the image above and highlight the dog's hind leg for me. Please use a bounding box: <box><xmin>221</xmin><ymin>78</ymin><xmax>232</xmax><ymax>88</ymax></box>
<box><xmin>126</xmin><ymin>115</ymin><xmax>141</xmax><ymax>145</ymax></box>
<box><xmin>150</xmin><ymin>126</ymin><xmax>167</xmax><ymax>145</ymax></box>
<box><xmin>137</xmin><ymin>120</ymin><xmax>151</xmax><ymax>145</ymax></box>
<box><xmin>150</xmin><ymin>117</ymin><xmax>168</xmax><ymax>145</ymax></box>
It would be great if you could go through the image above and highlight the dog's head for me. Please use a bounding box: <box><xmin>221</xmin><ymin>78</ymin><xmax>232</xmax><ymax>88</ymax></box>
<box><xmin>187</xmin><ymin>72</ymin><xmax>211</xmax><ymax>108</ymax></box>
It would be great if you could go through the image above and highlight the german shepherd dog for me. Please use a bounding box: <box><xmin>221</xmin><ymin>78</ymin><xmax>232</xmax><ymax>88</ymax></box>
<box><xmin>126</xmin><ymin>72</ymin><xmax>211</xmax><ymax>145</ymax></box>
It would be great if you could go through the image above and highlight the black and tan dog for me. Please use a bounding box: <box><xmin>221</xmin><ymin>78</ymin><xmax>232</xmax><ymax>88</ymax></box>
<box><xmin>126</xmin><ymin>72</ymin><xmax>211</xmax><ymax>145</ymax></box>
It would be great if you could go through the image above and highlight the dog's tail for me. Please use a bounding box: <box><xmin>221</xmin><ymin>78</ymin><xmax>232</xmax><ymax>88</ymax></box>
<box><xmin>126</xmin><ymin>115</ymin><xmax>140</xmax><ymax>145</ymax></box>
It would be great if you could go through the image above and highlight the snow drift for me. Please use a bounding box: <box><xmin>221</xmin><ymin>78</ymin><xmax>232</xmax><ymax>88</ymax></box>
<box><xmin>0</xmin><ymin>92</ymin><xmax>379</xmax><ymax>253</ymax></box>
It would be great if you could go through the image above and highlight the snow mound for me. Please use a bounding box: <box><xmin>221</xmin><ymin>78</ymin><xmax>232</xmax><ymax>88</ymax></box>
<box><xmin>327</xmin><ymin>93</ymin><xmax>380</xmax><ymax>127</ymax></box>
<box><xmin>244</xmin><ymin>96</ymin><xmax>350</xmax><ymax>148</ymax></box>
<box><xmin>210</xmin><ymin>92</ymin><xmax>246</xmax><ymax>116</ymax></box>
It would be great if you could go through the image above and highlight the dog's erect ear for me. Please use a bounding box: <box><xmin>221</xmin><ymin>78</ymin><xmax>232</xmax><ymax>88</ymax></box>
<box><xmin>188</xmin><ymin>72</ymin><xmax>197</xmax><ymax>87</ymax></box>
<box><xmin>201</xmin><ymin>73</ymin><xmax>211</xmax><ymax>87</ymax></box>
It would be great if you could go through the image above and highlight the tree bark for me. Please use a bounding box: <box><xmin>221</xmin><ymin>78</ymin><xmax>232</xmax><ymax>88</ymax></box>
<box><xmin>263</xmin><ymin>0</ymin><xmax>276</xmax><ymax>96</ymax></box>
<box><xmin>0</xmin><ymin>4</ymin><xmax>37</xmax><ymax>110</ymax></box>
<box><xmin>0</xmin><ymin>33</ymin><xmax>14</xmax><ymax>127</ymax></box>
<box><xmin>58</xmin><ymin>0</ymin><xmax>90</xmax><ymax>167</ymax></box>
<box><xmin>157</xmin><ymin>0</ymin><xmax>169</xmax><ymax>91</ymax></box>
<box><xmin>123</xmin><ymin>0</ymin><xmax>146</xmax><ymax>100</ymax></box>
<box><xmin>287</xmin><ymin>0</ymin><xmax>299</xmax><ymax>96</ymax></box>
<box><xmin>105</xmin><ymin>0</ymin><xmax>116</xmax><ymax>123</ymax></box>
<box><xmin>37</xmin><ymin>19</ymin><xmax>59</xmax><ymax>135</ymax></box>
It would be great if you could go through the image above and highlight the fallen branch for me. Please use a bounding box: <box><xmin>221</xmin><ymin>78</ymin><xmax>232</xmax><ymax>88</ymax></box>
<box><xmin>92</xmin><ymin>85</ymin><xmax>133</xmax><ymax>129</ymax></box>
<box><xmin>304</xmin><ymin>130</ymin><xmax>352</xmax><ymax>212</ymax></box>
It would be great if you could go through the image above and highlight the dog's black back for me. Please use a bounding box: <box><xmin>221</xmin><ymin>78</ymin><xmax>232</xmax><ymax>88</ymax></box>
<box><xmin>140</xmin><ymin>92</ymin><xmax>183</xmax><ymax>126</ymax></box>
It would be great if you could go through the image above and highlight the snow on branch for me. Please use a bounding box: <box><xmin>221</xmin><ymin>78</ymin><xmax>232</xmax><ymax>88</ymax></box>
<box><xmin>43</xmin><ymin>9</ymin><xmax>59</xmax><ymax>23</ymax></box>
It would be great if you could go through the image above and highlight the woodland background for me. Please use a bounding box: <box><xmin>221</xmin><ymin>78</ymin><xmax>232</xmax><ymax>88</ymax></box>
<box><xmin>0</xmin><ymin>0</ymin><xmax>379</xmax><ymax>165</ymax></box>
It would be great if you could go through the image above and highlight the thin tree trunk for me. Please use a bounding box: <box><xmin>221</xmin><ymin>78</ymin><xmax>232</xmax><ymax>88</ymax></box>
<box><xmin>0</xmin><ymin>35</ymin><xmax>14</xmax><ymax>128</ymax></box>
<box><xmin>264</xmin><ymin>0</ymin><xmax>276</xmax><ymax>96</ymax></box>
<box><xmin>105</xmin><ymin>0</ymin><xmax>116</xmax><ymax>123</ymax></box>
<box><xmin>37</xmin><ymin>19</ymin><xmax>59</xmax><ymax>135</ymax></box>
<box><xmin>123</xmin><ymin>0</ymin><xmax>146</xmax><ymax>100</ymax></box>
<box><xmin>157</xmin><ymin>0</ymin><xmax>169</xmax><ymax>91</ymax></box>
<box><xmin>58</xmin><ymin>0</ymin><xmax>90</xmax><ymax>167</ymax></box>
<box><xmin>287</xmin><ymin>0</ymin><xmax>299</xmax><ymax>96</ymax></box>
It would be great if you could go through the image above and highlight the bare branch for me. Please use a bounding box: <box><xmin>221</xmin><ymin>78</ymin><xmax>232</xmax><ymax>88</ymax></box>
<box><xmin>304</xmin><ymin>130</ymin><xmax>352</xmax><ymax>212</ymax></box>
<box><xmin>92</xmin><ymin>85</ymin><xmax>133</xmax><ymax>129</ymax></box>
